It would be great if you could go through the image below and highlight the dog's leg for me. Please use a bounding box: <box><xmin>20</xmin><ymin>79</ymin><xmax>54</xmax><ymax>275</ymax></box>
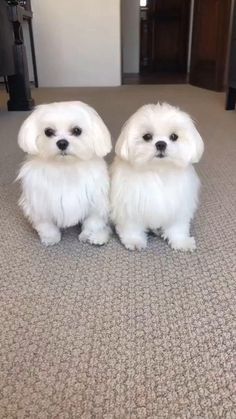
<box><xmin>162</xmin><ymin>220</ymin><xmax>196</xmax><ymax>252</ymax></box>
<box><xmin>116</xmin><ymin>222</ymin><xmax>147</xmax><ymax>251</ymax></box>
<box><xmin>79</xmin><ymin>215</ymin><xmax>110</xmax><ymax>246</ymax></box>
<box><xmin>35</xmin><ymin>222</ymin><xmax>61</xmax><ymax>246</ymax></box>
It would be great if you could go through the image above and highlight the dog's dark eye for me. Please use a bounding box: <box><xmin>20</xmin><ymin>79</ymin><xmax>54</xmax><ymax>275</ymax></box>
<box><xmin>44</xmin><ymin>128</ymin><xmax>55</xmax><ymax>137</ymax></box>
<box><xmin>143</xmin><ymin>133</ymin><xmax>153</xmax><ymax>141</ymax></box>
<box><xmin>71</xmin><ymin>126</ymin><xmax>82</xmax><ymax>136</ymax></box>
<box><xmin>169</xmin><ymin>133</ymin><xmax>178</xmax><ymax>141</ymax></box>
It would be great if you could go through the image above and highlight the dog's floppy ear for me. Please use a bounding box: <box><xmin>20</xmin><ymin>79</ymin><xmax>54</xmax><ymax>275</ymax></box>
<box><xmin>115</xmin><ymin>120</ymin><xmax>130</xmax><ymax>161</ymax></box>
<box><xmin>90</xmin><ymin>109</ymin><xmax>112</xmax><ymax>157</ymax></box>
<box><xmin>188</xmin><ymin>123</ymin><xmax>204</xmax><ymax>164</ymax></box>
<box><xmin>18</xmin><ymin>108</ymin><xmax>40</xmax><ymax>155</ymax></box>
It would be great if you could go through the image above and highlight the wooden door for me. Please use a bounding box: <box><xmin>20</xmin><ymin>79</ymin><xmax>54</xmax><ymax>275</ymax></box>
<box><xmin>140</xmin><ymin>0</ymin><xmax>191</xmax><ymax>73</ymax></box>
<box><xmin>189</xmin><ymin>0</ymin><xmax>232</xmax><ymax>91</ymax></box>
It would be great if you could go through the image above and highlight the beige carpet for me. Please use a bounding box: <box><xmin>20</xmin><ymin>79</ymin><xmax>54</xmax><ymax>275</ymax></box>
<box><xmin>0</xmin><ymin>85</ymin><xmax>236</xmax><ymax>418</ymax></box>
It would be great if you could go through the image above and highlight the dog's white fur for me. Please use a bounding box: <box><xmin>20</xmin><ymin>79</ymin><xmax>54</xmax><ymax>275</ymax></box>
<box><xmin>17</xmin><ymin>101</ymin><xmax>112</xmax><ymax>246</ymax></box>
<box><xmin>110</xmin><ymin>103</ymin><xmax>204</xmax><ymax>251</ymax></box>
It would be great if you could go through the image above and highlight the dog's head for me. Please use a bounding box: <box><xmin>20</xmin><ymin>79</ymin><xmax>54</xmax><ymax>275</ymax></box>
<box><xmin>115</xmin><ymin>103</ymin><xmax>204</xmax><ymax>168</ymax></box>
<box><xmin>18</xmin><ymin>101</ymin><xmax>112</xmax><ymax>160</ymax></box>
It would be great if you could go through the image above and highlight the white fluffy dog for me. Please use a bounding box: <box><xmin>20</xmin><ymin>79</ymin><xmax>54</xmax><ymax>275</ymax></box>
<box><xmin>110</xmin><ymin>103</ymin><xmax>204</xmax><ymax>251</ymax></box>
<box><xmin>17</xmin><ymin>101</ymin><xmax>112</xmax><ymax>246</ymax></box>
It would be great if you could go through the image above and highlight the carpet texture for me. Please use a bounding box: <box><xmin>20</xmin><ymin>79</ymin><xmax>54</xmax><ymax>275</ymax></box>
<box><xmin>0</xmin><ymin>85</ymin><xmax>236</xmax><ymax>418</ymax></box>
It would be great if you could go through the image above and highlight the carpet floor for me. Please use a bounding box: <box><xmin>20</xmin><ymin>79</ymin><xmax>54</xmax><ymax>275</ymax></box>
<box><xmin>0</xmin><ymin>85</ymin><xmax>236</xmax><ymax>418</ymax></box>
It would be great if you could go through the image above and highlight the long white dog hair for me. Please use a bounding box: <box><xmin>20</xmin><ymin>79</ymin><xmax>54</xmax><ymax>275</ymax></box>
<box><xmin>18</xmin><ymin>101</ymin><xmax>112</xmax><ymax>246</ymax></box>
<box><xmin>110</xmin><ymin>102</ymin><xmax>204</xmax><ymax>251</ymax></box>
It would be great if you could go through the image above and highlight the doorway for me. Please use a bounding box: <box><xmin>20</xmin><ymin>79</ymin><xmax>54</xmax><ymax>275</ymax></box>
<box><xmin>122</xmin><ymin>0</ymin><xmax>191</xmax><ymax>84</ymax></box>
<box><xmin>121</xmin><ymin>0</ymin><xmax>232</xmax><ymax>90</ymax></box>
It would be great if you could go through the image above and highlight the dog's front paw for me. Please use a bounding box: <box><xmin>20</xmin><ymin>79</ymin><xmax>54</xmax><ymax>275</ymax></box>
<box><xmin>36</xmin><ymin>223</ymin><xmax>61</xmax><ymax>246</ymax></box>
<box><xmin>79</xmin><ymin>227</ymin><xmax>110</xmax><ymax>246</ymax></box>
<box><xmin>121</xmin><ymin>235</ymin><xmax>147</xmax><ymax>251</ymax></box>
<box><xmin>117</xmin><ymin>226</ymin><xmax>147</xmax><ymax>251</ymax></box>
<box><xmin>169</xmin><ymin>236</ymin><xmax>196</xmax><ymax>252</ymax></box>
<box><xmin>40</xmin><ymin>231</ymin><xmax>61</xmax><ymax>246</ymax></box>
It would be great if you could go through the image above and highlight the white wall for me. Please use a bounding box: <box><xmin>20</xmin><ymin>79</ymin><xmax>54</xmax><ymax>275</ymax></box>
<box><xmin>122</xmin><ymin>0</ymin><xmax>140</xmax><ymax>73</ymax></box>
<box><xmin>31</xmin><ymin>0</ymin><xmax>121</xmax><ymax>87</ymax></box>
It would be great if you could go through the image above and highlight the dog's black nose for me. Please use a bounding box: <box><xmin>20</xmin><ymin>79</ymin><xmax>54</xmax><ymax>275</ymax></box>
<box><xmin>155</xmin><ymin>141</ymin><xmax>167</xmax><ymax>152</ymax></box>
<box><xmin>57</xmin><ymin>139</ymin><xmax>69</xmax><ymax>151</ymax></box>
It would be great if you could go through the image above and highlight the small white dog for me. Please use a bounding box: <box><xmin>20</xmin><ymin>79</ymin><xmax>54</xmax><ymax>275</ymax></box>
<box><xmin>110</xmin><ymin>103</ymin><xmax>204</xmax><ymax>251</ymax></box>
<box><xmin>17</xmin><ymin>101</ymin><xmax>112</xmax><ymax>246</ymax></box>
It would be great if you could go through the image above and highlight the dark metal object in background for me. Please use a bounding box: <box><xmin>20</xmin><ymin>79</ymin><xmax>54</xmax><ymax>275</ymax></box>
<box><xmin>0</xmin><ymin>0</ymin><xmax>15</xmax><ymax>76</ymax></box>
<box><xmin>1</xmin><ymin>0</ymin><xmax>37</xmax><ymax>111</ymax></box>
<box><xmin>7</xmin><ymin>4</ymin><xmax>34</xmax><ymax>110</ymax></box>
<box><xmin>226</xmin><ymin>0</ymin><xmax>236</xmax><ymax>109</ymax></box>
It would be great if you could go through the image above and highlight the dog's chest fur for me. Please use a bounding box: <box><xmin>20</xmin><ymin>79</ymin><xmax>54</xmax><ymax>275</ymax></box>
<box><xmin>111</xmin><ymin>160</ymin><xmax>200</xmax><ymax>228</ymax></box>
<box><xmin>19</xmin><ymin>158</ymin><xmax>109</xmax><ymax>228</ymax></box>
